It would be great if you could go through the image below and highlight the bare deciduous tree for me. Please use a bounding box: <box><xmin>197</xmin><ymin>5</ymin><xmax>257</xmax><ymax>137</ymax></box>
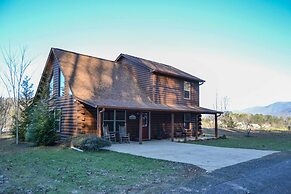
<box><xmin>222</xmin><ymin>96</ymin><xmax>230</xmax><ymax>112</ymax></box>
<box><xmin>0</xmin><ymin>96</ymin><xmax>10</xmax><ymax>135</ymax></box>
<box><xmin>0</xmin><ymin>47</ymin><xmax>31</xmax><ymax>144</ymax></box>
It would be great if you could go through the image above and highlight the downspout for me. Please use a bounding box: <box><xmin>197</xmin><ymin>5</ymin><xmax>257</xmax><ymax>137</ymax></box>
<box><xmin>199</xmin><ymin>81</ymin><xmax>205</xmax><ymax>86</ymax></box>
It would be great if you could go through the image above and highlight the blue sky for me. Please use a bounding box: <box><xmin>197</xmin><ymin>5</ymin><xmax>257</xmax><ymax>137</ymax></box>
<box><xmin>0</xmin><ymin>0</ymin><xmax>290</xmax><ymax>110</ymax></box>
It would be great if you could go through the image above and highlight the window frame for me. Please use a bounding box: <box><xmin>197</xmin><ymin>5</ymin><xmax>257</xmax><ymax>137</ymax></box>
<box><xmin>49</xmin><ymin>73</ymin><xmax>54</xmax><ymax>98</ymax></box>
<box><xmin>68</xmin><ymin>88</ymin><xmax>73</xmax><ymax>96</ymax></box>
<box><xmin>184</xmin><ymin>81</ymin><xmax>191</xmax><ymax>99</ymax></box>
<box><xmin>103</xmin><ymin>110</ymin><xmax>126</xmax><ymax>133</ymax></box>
<box><xmin>59</xmin><ymin>68</ymin><xmax>65</xmax><ymax>97</ymax></box>
<box><xmin>54</xmin><ymin>109</ymin><xmax>62</xmax><ymax>132</ymax></box>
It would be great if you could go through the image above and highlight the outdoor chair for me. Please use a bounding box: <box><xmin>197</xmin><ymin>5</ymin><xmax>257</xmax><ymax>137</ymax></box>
<box><xmin>185</xmin><ymin>129</ymin><xmax>192</xmax><ymax>137</ymax></box>
<box><xmin>175</xmin><ymin>129</ymin><xmax>183</xmax><ymax>138</ymax></box>
<box><xmin>102</xmin><ymin>125</ymin><xmax>116</xmax><ymax>142</ymax></box>
<box><xmin>102</xmin><ymin>125</ymin><xmax>110</xmax><ymax>141</ymax></box>
<box><xmin>119</xmin><ymin>126</ymin><xmax>130</xmax><ymax>143</ymax></box>
<box><xmin>157</xmin><ymin>127</ymin><xmax>169</xmax><ymax>139</ymax></box>
<box><xmin>109</xmin><ymin>131</ymin><xmax>117</xmax><ymax>143</ymax></box>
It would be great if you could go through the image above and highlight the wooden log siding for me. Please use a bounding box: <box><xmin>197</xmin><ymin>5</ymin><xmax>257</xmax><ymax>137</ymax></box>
<box><xmin>48</xmin><ymin>57</ymin><xmax>80</xmax><ymax>138</ymax></box>
<box><xmin>119</xmin><ymin>57</ymin><xmax>199</xmax><ymax>106</ymax></box>
<box><xmin>153</xmin><ymin>74</ymin><xmax>200</xmax><ymax>106</ymax></box>
<box><xmin>191</xmin><ymin>113</ymin><xmax>199</xmax><ymax>131</ymax></box>
<box><xmin>56</xmin><ymin>96</ymin><xmax>76</xmax><ymax>138</ymax></box>
<box><xmin>78</xmin><ymin>103</ymin><xmax>97</xmax><ymax>134</ymax></box>
<box><xmin>50</xmin><ymin>56</ymin><xmax>103</xmax><ymax>138</ymax></box>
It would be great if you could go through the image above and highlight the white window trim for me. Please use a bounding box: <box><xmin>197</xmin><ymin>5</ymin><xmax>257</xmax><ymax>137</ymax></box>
<box><xmin>184</xmin><ymin>81</ymin><xmax>191</xmax><ymax>99</ymax></box>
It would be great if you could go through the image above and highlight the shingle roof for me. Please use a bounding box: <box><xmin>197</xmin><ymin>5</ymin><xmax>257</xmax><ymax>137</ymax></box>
<box><xmin>116</xmin><ymin>54</ymin><xmax>205</xmax><ymax>82</ymax></box>
<box><xmin>51</xmin><ymin>48</ymin><xmax>219</xmax><ymax>114</ymax></box>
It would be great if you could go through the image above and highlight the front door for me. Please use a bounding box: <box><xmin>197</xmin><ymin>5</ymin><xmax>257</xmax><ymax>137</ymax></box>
<box><xmin>142</xmin><ymin>112</ymin><xmax>149</xmax><ymax>140</ymax></box>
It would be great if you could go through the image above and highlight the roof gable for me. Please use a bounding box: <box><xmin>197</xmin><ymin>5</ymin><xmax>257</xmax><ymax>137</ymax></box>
<box><xmin>34</xmin><ymin>49</ymin><xmax>54</xmax><ymax>99</ymax></box>
<box><xmin>52</xmin><ymin>48</ymin><xmax>152</xmax><ymax>107</ymax></box>
<box><xmin>116</xmin><ymin>54</ymin><xmax>205</xmax><ymax>82</ymax></box>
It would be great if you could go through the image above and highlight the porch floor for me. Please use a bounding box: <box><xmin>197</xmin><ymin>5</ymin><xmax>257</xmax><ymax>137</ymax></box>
<box><xmin>105</xmin><ymin>140</ymin><xmax>277</xmax><ymax>172</ymax></box>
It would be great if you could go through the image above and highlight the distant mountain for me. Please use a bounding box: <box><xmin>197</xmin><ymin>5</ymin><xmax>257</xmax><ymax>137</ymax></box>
<box><xmin>239</xmin><ymin>102</ymin><xmax>291</xmax><ymax>117</ymax></box>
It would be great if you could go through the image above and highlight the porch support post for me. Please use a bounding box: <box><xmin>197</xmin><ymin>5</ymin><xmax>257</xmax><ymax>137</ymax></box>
<box><xmin>148</xmin><ymin>111</ymin><xmax>151</xmax><ymax>140</ymax></box>
<box><xmin>96</xmin><ymin>107</ymin><xmax>102</xmax><ymax>137</ymax></box>
<box><xmin>215</xmin><ymin>113</ymin><xmax>218</xmax><ymax>138</ymax></box>
<box><xmin>171</xmin><ymin>113</ymin><xmax>174</xmax><ymax>141</ymax></box>
<box><xmin>139</xmin><ymin>112</ymin><xmax>143</xmax><ymax>144</ymax></box>
<box><xmin>195</xmin><ymin>114</ymin><xmax>198</xmax><ymax>140</ymax></box>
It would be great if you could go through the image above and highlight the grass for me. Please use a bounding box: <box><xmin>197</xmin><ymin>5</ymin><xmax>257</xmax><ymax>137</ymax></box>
<box><xmin>0</xmin><ymin>136</ymin><xmax>199</xmax><ymax>193</ymax></box>
<box><xmin>190</xmin><ymin>129</ymin><xmax>291</xmax><ymax>151</ymax></box>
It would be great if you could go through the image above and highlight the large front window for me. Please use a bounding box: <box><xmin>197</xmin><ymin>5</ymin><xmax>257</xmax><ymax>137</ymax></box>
<box><xmin>184</xmin><ymin>81</ymin><xmax>191</xmax><ymax>99</ymax></box>
<box><xmin>103</xmin><ymin>110</ymin><xmax>126</xmax><ymax>133</ymax></box>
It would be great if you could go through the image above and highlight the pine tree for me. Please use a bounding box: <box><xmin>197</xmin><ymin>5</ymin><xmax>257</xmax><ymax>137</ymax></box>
<box><xmin>17</xmin><ymin>76</ymin><xmax>34</xmax><ymax>141</ymax></box>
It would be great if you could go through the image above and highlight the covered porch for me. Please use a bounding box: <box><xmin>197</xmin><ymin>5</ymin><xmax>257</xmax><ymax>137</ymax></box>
<box><xmin>94</xmin><ymin>104</ymin><xmax>222</xmax><ymax>144</ymax></box>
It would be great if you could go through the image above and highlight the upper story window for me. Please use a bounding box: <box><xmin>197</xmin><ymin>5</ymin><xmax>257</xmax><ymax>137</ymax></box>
<box><xmin>68</xmin><ymin>88</ymin><xmax>73</xmax><ymax>96</ymax></box>
<box><xmin>49</xmin><ymin>73</ymin><xmax>54</xmax><ymax>97</ymax></box>
<box><xmin>59</xmin><ymin>69</ymin><xmax>65</xmax><ymax>96</ymax></box>
<box><xmin>184</xmin><ymin>81</ymin><xmax>191</xmax><ymax>99</ymax></box>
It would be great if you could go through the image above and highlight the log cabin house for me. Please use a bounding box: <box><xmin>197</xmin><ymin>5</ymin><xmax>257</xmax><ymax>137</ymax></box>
<box><xmin>34</xmin><ymin>48</ymin><xmax>222</xmax><ymax>143</ymax></box>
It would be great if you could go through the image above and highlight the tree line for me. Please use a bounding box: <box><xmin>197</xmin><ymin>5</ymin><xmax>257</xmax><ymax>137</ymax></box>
<box><xmin>203</xmin><ymin>112</ymin><xmax>291</xmax><ymax>131</ymax></box>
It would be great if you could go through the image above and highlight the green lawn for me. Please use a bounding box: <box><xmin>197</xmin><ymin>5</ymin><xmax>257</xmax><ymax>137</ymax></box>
<box><xmin>190</xmin><ymin>130</ymin><xmax>291</xmax><ymax>151</ymax></box>
<box><xmin>0</xmin><ymin>137</ymin><xmax>200</xmax><ymax>193</ymax></box>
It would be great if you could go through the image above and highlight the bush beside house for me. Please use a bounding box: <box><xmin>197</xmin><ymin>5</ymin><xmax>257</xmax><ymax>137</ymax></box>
<box><xmin>25</xmin><ymin>101</ymin><xmax>59</xmax><ymax>146</ymax></box>
<box><xmin>71</xmin><ymin>135</ymin><xmax>111</xmax><ymax>151</ymax></box>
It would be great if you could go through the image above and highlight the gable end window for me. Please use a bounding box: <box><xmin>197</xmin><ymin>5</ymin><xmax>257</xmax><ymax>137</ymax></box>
<box><xmin>184</xmin><ymin>81</ymin><xmax>191</xmax><ymax>99</ymax></box>
<box><xmin>59</xmin><ymin>68</ymin><xmax>65</xmax><ymax>96</ymax></box>
<box><xmin>49</xmin><ymin>73</ymin><xmax>54</xmax><ymax>97</ymax></box>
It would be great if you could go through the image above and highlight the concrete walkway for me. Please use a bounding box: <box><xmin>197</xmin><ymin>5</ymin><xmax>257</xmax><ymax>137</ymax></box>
<box><xmin>106</xmin><ymin>140</ymin><xmax>277</xmax><ymax>172</ymax></box>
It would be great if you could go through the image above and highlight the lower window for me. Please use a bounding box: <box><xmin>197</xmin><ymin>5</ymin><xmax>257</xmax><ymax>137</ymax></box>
<box><xmin>54</xmin><ymin>109</ymin><xmax>62</xmax><ymax>132</ymax></box>
<box><xmin>103</xmin><ymin>110</ymin><xmax>126</xmax><ymax>133</ymax></box>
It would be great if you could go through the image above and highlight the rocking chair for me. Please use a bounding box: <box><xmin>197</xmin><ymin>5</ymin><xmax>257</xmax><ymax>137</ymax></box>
<box><xmin>119</xmin><ymin>126</ymin><xmax>130</xmax><ymax>143</ymax></box>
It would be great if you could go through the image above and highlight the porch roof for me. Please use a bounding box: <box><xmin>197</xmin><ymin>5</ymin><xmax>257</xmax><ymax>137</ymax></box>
<box><xmin>76</xmin><ymin>98</ymin><xmax>222</xmax><ymax>114</ymax></box>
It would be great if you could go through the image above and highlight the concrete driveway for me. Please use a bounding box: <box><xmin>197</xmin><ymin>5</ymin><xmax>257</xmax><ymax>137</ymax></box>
<box><xmin>106</xmin><ymin>140</ymin><xmax>277</xmax><ymax>172</ymax></box>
